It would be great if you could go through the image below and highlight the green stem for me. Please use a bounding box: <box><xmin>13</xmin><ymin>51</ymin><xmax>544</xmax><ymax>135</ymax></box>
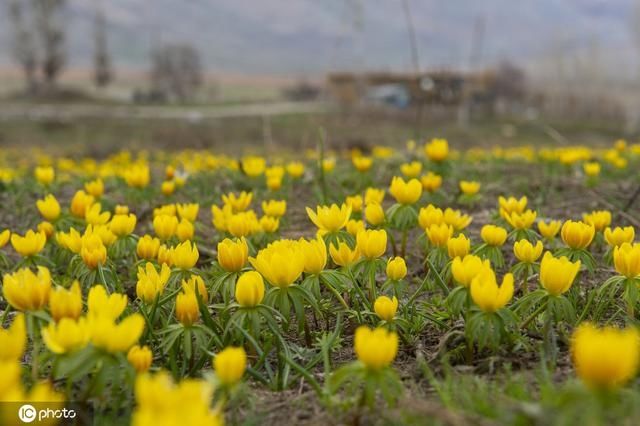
<box><xmin>522</xmin><ymin>267</ymin><xmax>530</xmax><ymax>295</ymax></box>
<box><xmin>346</xmin><ymin>267</ymin><xmax>371</xmax><ymax>312</ymax></box>
<box><xmin>388</xmin><ymin>230</ymin><xmax>398</xmax><ymax>257</ymax></box>
<box><xmin>407</xmin><ymin>275</ymin><xmax>429</xmax><ymax>308</ymax></box>
<box><xmin>368</xmin><ymin>264</ymin><xmax>377</xmax><ymax>306</ymax></box>
<box><xmin>519</xmin><ymin>298</ymin><xmax>549</xmax><ymax>329</ymax></box>
<box><xmin>324</xmin><ymin>282</ymin><xmax>350</xmax><ymax>310</ymax></box>
<box><xmin>400</xmin><ymin>229</ymin><xmax>408</xmax><ymax>258</ymax></box>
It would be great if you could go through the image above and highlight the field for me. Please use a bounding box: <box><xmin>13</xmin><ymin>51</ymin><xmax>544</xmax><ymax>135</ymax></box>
<box><xmin>1</xmin><ymin>109</ymin><xmax>640</xmax><ymax>425</ymax></box>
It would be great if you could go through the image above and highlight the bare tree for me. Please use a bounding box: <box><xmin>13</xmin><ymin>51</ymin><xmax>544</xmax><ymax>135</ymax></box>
<box><xmin>93</xmin><ymin>6</ymin><xmax>113</xmax><ymax>88</ymax></box>
<box><xmin>150</xmin><ymin>44</ymin><xmax>203</xmax><ymax>102</ymax></box>
<box><xmin>32</xmin><ymin>0</ymin><xmax>67</xmax><ymax>90</ymax></box>
<box><xmin>8</xmin><ymin>0</ymin><xmax>38</xmax><ymax>92</ymax></box>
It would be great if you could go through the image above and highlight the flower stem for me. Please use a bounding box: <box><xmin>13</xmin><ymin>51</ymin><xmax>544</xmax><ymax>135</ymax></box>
<box><xmin>519</xmin><ymin>299</ymin><xmax>549</xmax><ymax>329</ymax></box>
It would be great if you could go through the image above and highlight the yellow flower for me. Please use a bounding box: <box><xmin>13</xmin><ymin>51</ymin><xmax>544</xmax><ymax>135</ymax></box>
<box><xmin>266</xmin><ymin>175</ymin><xmax>282</xmax><ymax>191</ymax></box>
<box><xmin>447</xmin><ymin>234</ymin><xmax>470</xmax><ymax>258</ymax></box>
<box><xmin>132</xmin><ymin>373</ymin><xmax>223</xmax><ymax>426</ymax></box>
<box><xmin>222</xmin><ymin>191</ymin><xmax>253</xmax><ymax>213</ymax></box>
<box><xmin>56</xmin><ymin>227</ymin><xmax>82</xmax><ymax>253</ymax></box>
<box><xmin>418</xmin><ymin>205</ymin><xmax>444</xmax><ymax>230</ymax></box>
<box><xmin>214</xmin><ymin>347</ymin><xmax>247</xmax><ymax>386</ymax></box>
<box><xmin>373</xmin><ymin>146</ymin><xmax>393</xmax><ymax>158</ymax></box>
<box><xmin>85</xmin><ymin>202</ymin><xmax>111</xmax><ymax>225</ymax></box>
<box><xmin>513</xmin><ymin>240</ymin><xmax>543</xmax><ymax>263</ymax></box>
<box><xmin>176</xmin><ymin>219</ymin><xmax>195</xmax><ymax>241</ymax></box>
<box><xmin>42</xmin><ymin>317</ymin><xmax>90</xmax><ymax>354</ymax></box>
<box><xmin>157</xmin><ymin>244</ymin><xmax>173</xmax><ymax>266</ymax></box>
<box><xmin>154</xmin><ymin>204</ymin><xmax>177</xmax><ymax>217</ymax></box>
<box><xmin>0</xmin><ymin>229</ymin><xmax>9</xmax><ymax>248</ymax></box>
<box><xmin>176</xmin><ymin>287</ymin><xmax>200</xmax><ymax>326</ymax></box>
<box><xmin>583</xmin><ymin>162</ymin><xmax>601</xmax><ymax>177</ymax></box>
<box><xmin>443</xmin><ymin>208</ymin><xmax>473</xmax><ymax>231</ymax></box>
<box><xmin>11</xmin><ymin>230</ymin><xmax>46</xmax><ymax>257</ymax></box>
<box><xmin>80</xmin><ymin>233</ymin><xmax>107</xmax><ymax>269</ymax></box>
<box><xmin>2</xmin><ymin>266</ymin><xmax>51</xmax><ymax>311</ymax></box>
<box><xmin>400</xmin><ymin>161</ymin><xmax>422</xmax><ymax>178</ymax></box>
<box><xmin>571</xmin><ymin>322</ymin><xmax>640</xmax><ymax>389</ymax></box>
<box><xmin>604</xmin><ymin>226</ymin><xmax>635</xmax><ymax>247</ymax></box>
<box><xmin>137</xmin><ymin>235</ymin><xmax>161</xmax><ymax>260</ymax></box>
<box><xmin>153</xmin><ymin>214</ymin><xmax>179</xmax><ymax>240</ymax></box>
<box><xmin>49</xmin><ymin>281</ymin><xmax>82</xmax><ymax>322</ymax></box>
<box><xmin>364</xmin><ymin>187</ymin><xmax>385</xmax><ymax>205</ymax></box>
<box><xmin>86</xmin><ymin>224</ymin><xmax>117</xmax><ymax>246</ymax></box>
<box><xmin>37</xmin><ymin>221</ymin><xmax>54</xmax><ymax>239</ymax></box>
<box><xmin>87</xmin><ymin>285</ymin><xmax>127</xmax><ymax>320</ymax></box>
<box><xmin>171</xmin><ymin>241</ymin><xmax>199</xmax><ymax>269</ymax></box>
<box><xmin>470</xmin><ymin>268</ymin><xmax>514</xmax><ymax>313</ymax></box>
<box><xmin>0</xmin><ymin>314</ymin><xmax>26</xmax><ymax>360</ymax></box>
<box><xmin>262</xmin><ymin>200</ymin><xmax>286</xmax><ymax>218</ymax></box>
<box><xmin>136</xmin><ymin>263</ymin><xmax>171</xmax><ymax>304</ymax></box>
<box><xmin>420</xmin><ymin>172</ymin><xmax>442</xmax><ymax>192</ymax></box>
<box><xmin>306</xmin><ymin>204</ymin><xmax>351</xmax><ymax>233</ymax></box>
<box><xmin>89</xmin><ymin>314</ymin><xmax>145</xmax><ymax>353</ymax></box>
<box><xmin>161</xmin><ymin>180</ymin><xmax>175</xmax><ymax>196</ymax></box>
<box><xmin>480</xmin><ymin>225</ymin><xmax>507</xmax><ymax>246</ymax></box>
<box><xmin>451</xmin><ymin>255</ymin><xmax>490</xmax><ymax>287</ymax></box>
<box><xmin>459</xmin><ymin>180</ymin><xmax>480</xmax><ymax>195</ymax></box>
<box><xmin>259</xmin><ymin>215</ymin><xmax>280</xmax><ymax>233</ymax></box>
<box><xmin>34</xmin><ymin>166</ymin><xmax>55</xmax><ymax>185</ymax></box>
<box><xmin>374</xmin><ymin>296</ymin><xmax>398</xmax><ymax>321</ymax></box>
<box><xmin>177</xmin><ymin>203</ymin><xmax>199</xmax><ymax>222</ymax></box>
<box><xmin>538</xmin><ymin>219</ymin><xmax>562</xmax><ymax>240</ymax></box>
<box><xmin>249</xmin><ymin>241</ymin><xmax>305</xmax><ymax>288</ymax></box>
<box><xmin>84</xmin><ymin>178</ymin><xmax>104</xmax><ymax>197</ymax></box>
<box><xmin>123</xmin><ymin>164</ymin><xmax>150</xmax><ymax>188</ymax></box>
<box><xmin>36</xmin><ymin>194</ymin><xmax>60</xmax><ymax>221</ymax></box>
<box><xmin>322</xmin><ymin>158</ymin><xmax>336</xmax><ymax>172</ymax></box>
<box><xmin>217</xmin><ymin>237</ymin><xmax>248</xmax><ymax>272</ymax></box>
<box><xmin>115</xmin><ymin>204</ymin><xmax>129</xmax><ymax>214</ymax></box>
<box><xmin>561</xmin><ymin>220</ymin><xmax>595</xmax><ymax>249</ymax></box>
<box><xmin>354</xmin><ymin>326</ymin><xmax>398</xmax><ymax>370</ymax></box>
<box><xmin>426</xmin><ymin>223</ymin><xmax>453</xmax><ymax>247</ymax></box>
<box><xmin>299</xmin><ymin>237</ymin><xmax>327</xmax><ymax>274</ymax></box>
<box><xmin>386</xmin><ymin>257</ymin><xmax>407</xmax><ymax>281</ymax></box>
<box><xmin>613</xmin><ymin>243</ymin><xmax>640</xmax><ymax>279</ymax></box>
<box><xmin>329</xmin><ymin>240</ymin><xmax>360</xmax><ymax>267</ymax></box>
<box><xmin>352</xmin><ymin>156</ymin><xmax>373</xmax><ymax>172</ymax></box>
<box><xmin>70</xmin><ymin>190</ymin><xmax>95</xmax><ymax>218</ymax></box>
<box><xmin>424</xmin><ymin>138</ymin><xmax>449</xmax><ymax>162</ymax></box>
<box><xmin>109</xmin><ymin>213</ymin><xmax>137</xmax><ymax>237</ymax></box>
<box><xmin>235</xmin><ymin>271</ymin><xmax>265</xmax><ymax>307</ymax></box>
<box><xmin>582</xmin><ymin>210</ymin><xmax>611</xmax><ymax>232</ymax></box>
<box><xmin>504</xmin><ymin>209</ymin><xmax>537</xmax><ymax>230</ymax></box>
<box><xmin>242</xmin><ymin>156</ymin><xmax>266</xmax><ymax>177</ymax></box>
<box><xmin>539</xmin><ymin>251</ymin><xmax>580</xmax><ymax>295</ymax></box>
<box><xmin>286</xmin><ymin>161</ymin><xmax>305</xmax><ymax>178</ymax></box>
<box><xmin>346</xmin><ymin>219</ymin><xmax>365</xmax><ymax>237</ymax></box>
<box><xmin>356</xmin><ymin>229</ymin><xmax>387</xmax><ymax>259</ymax></box>
<box><xmin>364</xmin><ymin>203</ymin><xmax>385</xmax><ymax>226</ymax></box>
<box><xmin>227</xmin><ymin>211</ymin><xmax>259</xmax><ymax>237</ymax></box>
<box><xmin>389</xmin><ymin>176</ymin><xmax>422</xmax><ymax>205</ymax></box>
<box><xmin>128</xmin><ymin>345</ymin><xmax>153</xmax><ymax>373</ymax></box>
<box><xmin>182</xmin><ymin>275</ymin><xmax>208</xmax><ymax>301</ymax></box>
<box><xmin>498</xmin><ymin>196</ymin><xmax>527</xmax><ymax>218</ymax></box>
<box><xmin>345</xmin><ymin>195</ymin><xmax>363</xmax><ymax>213</ymax></box>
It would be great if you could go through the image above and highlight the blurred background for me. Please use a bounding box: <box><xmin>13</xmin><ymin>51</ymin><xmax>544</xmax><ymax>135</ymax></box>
<box><xmin>0</xmin><ymin>0</ymin><xmax>638</xmax><ymax>155</ymax></box>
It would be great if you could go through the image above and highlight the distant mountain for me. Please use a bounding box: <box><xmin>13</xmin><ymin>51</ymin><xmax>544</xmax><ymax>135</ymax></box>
<box><xmin>0</xmin><ymin>0</ymin><xmax>636</xmax><ymax>77</ymax></box>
